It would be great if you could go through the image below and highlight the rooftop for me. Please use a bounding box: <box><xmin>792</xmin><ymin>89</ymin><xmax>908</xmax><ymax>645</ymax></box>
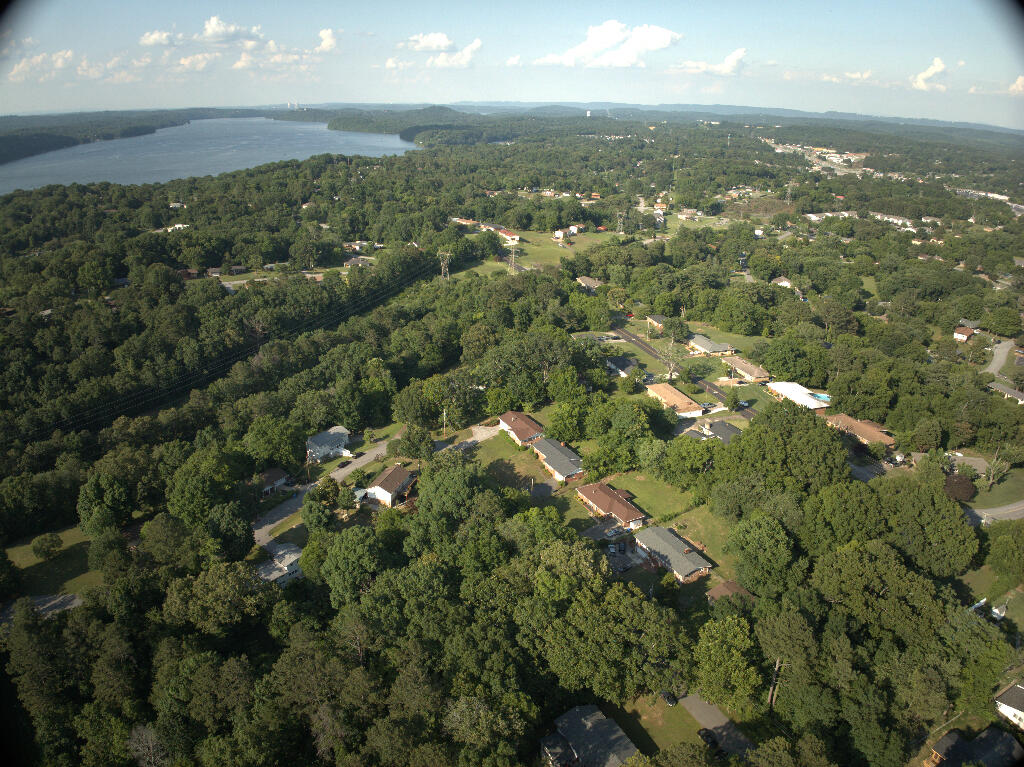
<box><xmin>767</xmin><ymin>381</ymin><xmax>829</xmax><ymax>410</ymax></box>
<box><xmin>577</xmin><ymin>276</ymin><xmax>603</xmax><ymax>289</ymax></box>
<box><xmin>577</xmin><ymin>483</ymin><xmax>645</xmax><ymax>526</ymax></box>
<box><xmin>554</xmin><ymin>704</ymin><xmax>638</xmax><ymax>767</ymax></box>
<box><xmin>635</xmin><ymin>526</ymin><xmax>713</xmax><ymax>579</ymax></box>
<box><xmin>989</xmin><ymin>381</ymin><xmax>1024</xmax><ymax>401</ymax></box>
<box><xmin>260</xmin><ymin>467</ymin><xmax>288</xmax><ymax>486</ymax></box>
<box><xmin>499</xmin><ymin>411</ymin><xmax>544</xmax><ymax>442</ymax></box>
<box><xmin>533</xmin><ymin>438</ymin><xmax>584</xmax><ymax>479</ymax></box>
<box><xmin>996</xmin><ymin>682</ymin><xmax>1024</xmax><ymax>712</ymax></box>
<box><xmin>722</xmin><ymin>355</ymin><xmax>769</xmax><ymax>380</ymax></box>
<box><xmin>605</xmin><ymin>355</ymin><xmax>637</xmax><ymax>374</ymax></box>
<box><xmin>822</xmin><ymin>413</ymin><xmax>895</xmax><ymax>447</ymax></box>
<box><xmin>370</xmin><ymin>464</ymin><xmax>414</xmax><ymax>495</ymax></box>
<box><xmin>646</xmin><ymin>383</ymin><xmax>703</xmax><ymax>415</ymax></box>
<box><xmin>307</xmin><ymin>425</ymin><xmax>350</xmax><ymax>448</ymax></box>
<box><xmin>705</xmin><ymin>421</ymin><xmax>742</xmax><ymax>445</ymax></box>
<box><xmin>689</xmin><ymin>334</ymin><xmax>734</xmax><ymax>354</ymax></box>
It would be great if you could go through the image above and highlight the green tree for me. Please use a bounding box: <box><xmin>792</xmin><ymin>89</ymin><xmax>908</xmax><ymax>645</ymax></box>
<box><xmin>242</xmin><ymin>415</ymin><xmax>304</xmax><ymax>469</ymax></box>
<box><xmin>693</xmin><ymin>615</ymin><xmax>760</xmax><ymax>714</ymax></box>
<box><xmin>301</xmin><ymin>477</ymin><xmax>339</xmax><ymax>534</ymax></box>
<box><xmin>31</xmin><ymin>532</ymin><xmax>62</xmax><ymax>561</ymax></box>
<box><xmin>77</xmin><ymin>472</ymin><xmax>132</xmax><ymax>536</ymax></box>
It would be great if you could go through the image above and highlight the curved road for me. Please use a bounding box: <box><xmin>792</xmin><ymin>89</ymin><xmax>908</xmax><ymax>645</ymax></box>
<box><xmin>966</xmin><ymin>498</ymin><xmax>1024</xmax><ymax>525</ymax></box>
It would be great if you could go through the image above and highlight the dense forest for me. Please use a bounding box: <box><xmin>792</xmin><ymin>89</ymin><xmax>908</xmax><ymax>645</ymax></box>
<box><xmin>1</xmin><ymin>111</ymin><xmax>1023</xmax><ymax>767</ymax></box>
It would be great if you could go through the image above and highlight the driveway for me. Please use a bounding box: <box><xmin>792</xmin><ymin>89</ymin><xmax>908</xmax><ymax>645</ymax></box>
<box><xmin>848</xmin><ymin>460</ymin><xmax>887</xmax><ymax>483</ymax></box>
<box><xmin>965</xmin><ymin>498</ymin><xmax>1024</xmax><ymax>525</ymax></box>
<box><xmin>986</xmin><ymin>339</ymin><xmax>1014</xmax><ymax>378</ymax></box>
<box><xmin>680</xmin><ymin>694</ymin><xmax>754</xmax><ymax>756</ymax></box>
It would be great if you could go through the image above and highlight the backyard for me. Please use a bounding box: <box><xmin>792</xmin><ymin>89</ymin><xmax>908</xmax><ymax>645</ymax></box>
<box><xmin>5</xmin><ymin>524</ymin><xmax>102</xmax><ymax>597</ymax></box>
<box><xmin>601</xmin><ymin>695</ymin><xmax>703</xmax><ymax>755</ymax></box>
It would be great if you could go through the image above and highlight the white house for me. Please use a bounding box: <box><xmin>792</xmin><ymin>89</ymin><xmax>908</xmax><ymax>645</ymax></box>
<box><xmin>996</xmin><ymin>683</ymin><xmax>1024</xmax><ymax>730</ymax></box>
<box><xmin>256</xmin><ymin>544</ymin><xmax>303</xmax><ymax>584</ymax></box>
<box><xmin>767</xmin><ymin>381</ymin><xmax>829</xmax><ymax>411</ymax></box>
<box><xmin>306</xmin><ymin>426</ymin><xmax>351</xmax><ymax>463</ymax></box>
<box><xmin>260</xmin><ymin>468</ymin><xmax>288</xmax><ymax>496</ymax></box>
<box><xmin>366</xmin><ymin>464</ymin><xmax>415</xmax><ymax>507</ymax></box>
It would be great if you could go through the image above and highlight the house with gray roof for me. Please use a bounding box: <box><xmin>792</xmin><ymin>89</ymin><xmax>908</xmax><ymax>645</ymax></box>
<box><xmin>996</xmin><ymin>682</ymin><xmax>1024</xmax><ymax>730</ymax></box>
<box><xmin>605</xmin><ymin>355</ymin><xmax>637</xmax><ymax>378</ymax></box>
<box><xmin>544</xmin><ymin>705</ymin><xmax>638</xmax><ymax>767</ymax></box>
<box><xmin>926</xmin><ymin>727</ymin><xmax>1023</xmax><ymax>767</ymax></box>
<box><xmin>702</xmin><ymin>421</ymin><xmax>742</xmax><ymax>445</ymax></box>
<box><xmin>687</xmin><ymin>334</ymin><xmax>735</xmax><ymax>356</ymax></box>
<box><xmin>635</xmin><ymin>526</ymin><xmax>713</xmax><ymax>582</ymax></box>
<box><xmin>306</xmin><ymin>426</ymin><xmax>351</xmax><ymax>463</ymax></box>
<box><xmin>532</xmin><ymin>438</ymin><xmax>584</xmax><ymax>482</ymax></box>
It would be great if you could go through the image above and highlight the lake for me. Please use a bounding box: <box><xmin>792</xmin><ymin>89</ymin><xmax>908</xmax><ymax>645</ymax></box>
<box><xmin>0</xmin><ymin>117</ymin><xmax>418</xmax><ymax>195</ymax></box>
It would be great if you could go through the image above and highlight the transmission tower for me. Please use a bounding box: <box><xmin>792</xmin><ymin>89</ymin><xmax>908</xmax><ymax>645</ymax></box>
<box><xmin>507</xmin><ymin>244</ymin><xmax>517</xmax><ymax>274</ymax></box>
<box><xmin>616</xmin><ymin>210</ymin><xmax>625</xmax><ymax>233</ymax></box>
<box><xmin>438</xmin><ymin>250</ymin><xmax>452</xmax><ymax>281</ymax></box>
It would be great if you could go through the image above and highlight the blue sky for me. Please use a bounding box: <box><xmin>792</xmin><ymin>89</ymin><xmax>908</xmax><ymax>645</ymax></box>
<box><xmin>1</xmin><ymin>0</ymin><xmax>1023</xmax><ymax>128</ymax></box>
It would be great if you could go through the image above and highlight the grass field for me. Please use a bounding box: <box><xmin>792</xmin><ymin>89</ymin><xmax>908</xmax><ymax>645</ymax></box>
<box><xmin>972</xmin><ymin>467</ymin><xmax>1024</xmax><ymax>508</ymax></box>
<box><xmin>6</xmin><ymin>525</ymin><xmax>102</xmax><ymax>596</ymax></box>
<box><xmin>473</xmin><ymin>432</ymin><xmax>553</xmax><ymax>492</ymax></box>
<box><xmin>685</xmin><ymin>322</ymin><xmax>764</xmax><ymax>356</ymax></box>
<box><xmin>861</xmin><ymin>275</ymin><xmax>879</xmax><ymax>298</ymax></box>
<box><xmin>610</xmin><ymin>473</ymin><xmax>693</xmax><ymax>524</ymax></box>
<box><xmin>665</xmin><ymin>505</ymin><xmax>737</xmax><ymax>581</ymax></box>
<box><xmin>601</xmin><ymin>696</ymin><xmax>702</xmax><ymax>755</ymax></box>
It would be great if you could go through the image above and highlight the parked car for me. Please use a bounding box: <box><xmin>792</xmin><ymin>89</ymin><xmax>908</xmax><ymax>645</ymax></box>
<box><xmin>618</xmin><ymin>541</ymin><xmax>626</xmax><ymax>553</ymax></box>
<box><xmin>607</xmin><ymin>544</ymin><xmax>616</xmax><ymax>555</ymax></box>
<box><xmin>739</xmin><ymin>400</ymin><xmax>751</xmax><ymax>407</ymax></box>
<box><xmin>700</xmin><ymin>402</ymin><xmax>716</xmax><ymax>409</ymax></box>
<box><xmin>659</xmin><ymin>691</ymin><xmax>677</xmax><ymax>707</ymax></box>
<box><xmin>605</xmin><ymin>527</ymin><xmax>622</xmax><ymax>538</ymax></box>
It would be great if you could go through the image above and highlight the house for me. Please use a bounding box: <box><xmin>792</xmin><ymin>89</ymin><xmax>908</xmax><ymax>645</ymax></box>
<box><xmin>687</xmin><ymin>335</ymin><xmax>735</xmax><ymax>356</ymax></box>
<box><xmin>646</xmin><ymin>315</ymin><xmax>666</xmax><ymax>332</ymax></box>
<box><xmin>553</xmin><ymin>229</ymin><xmax>565</xmax><ymax>240</ymax></box>
<box><xmin>771</xmin><ymin>276</ymin><xmax>793</xmax><ymax>289</ymax></box>
<box><xmin>924</xmin><ymin>728</ymin><xmax>1023</xmax><ymax>767</ymax></box>
<box><xmin>498</xmin><ymin>411</ymin><xmax>544</xmax><ymax>446</ymax></box>
<box><xmin>700</xmin><ymin>421</ymin><xmax>742</xmax><ymax>445</ymax></box>
<box><xmin>996</xmin><ymin>683</ymin><xmax>1024</xmax><ymax>730</ymax></box>
<box><xmin>451</xmin><ymin>217</ymin><xmax>478</xmax><ymax>226</ymax></box>
<box><xmin>722</xmin><ymin>355</ymin><xmax>769</xmax><ymax>383</ymax></box>
<box><xmin>822</xmin><ymin>413</ymin><xmax>896</xmax><ymax>448</ymax></box>
<box><xmin>577</xmin><ymin>483</ymin><xmax>646</xmax><ymax>530</ymax></box>
<box><xmin>256</xmin><ymin>543</ymin><xmax>303</xmax><ymax>584</ymax></box>
<box><xmin>954</xmin><ymin>326</ymin><xmax>976</xmax><ymax>342</ymax></box>
<box><xmin>707</xmin><ymin>580</ymin><xmax>753</xmax><ymax>603</ymax></box>
<box><xmin>767</xmin><ymin>381</ymin><xmax>829</xmax><ymax>411</ymax></box>
<box><xmin>366</xmin><ymin>464</ymin><xmax>416</xmax><ymax>507</ymax></box>
<box><xmin>645</xmin><ymin>383</ymin><xmax>704</xmax><ymax>419</ymax></box>
<box><xmin>345</xmin><ymin>256</ymin><xmax>374</xmax><ymax>268</ymax></box>
<box><xmin>498</xmin><ymin>229</ymin><xmax>520</xmax><ymax>244</ymax></box>
<box><xmin>260</xmin><ymin>467</ymin><xmax>288</xmax><ymax>496</ymax></box>
<box><xmin>542</xmin><ymin>705</ymin><xmax>638</xmax><ymax>767</ymax></box>
<box><xmin>207</xmin><ymin>267</ymin><xmax>222</xmax><ymax>277</ymax></box>
<box><xmin>989</xmin><ymin>382</ymin><xmax>1024</xmax><ymax>405</ymax></box>
<box><xmin>229</xmin><ymin>265</ymin><xmax>247</xmax><ymax>275</ymax></box>
<box><xmin>635</xmin><ymin>526</ymin><xmax>713</xmax><ymax>581</ymax></box>
<box><xmin>568</xmin><ymin>224</ymin><xmax>580</xmax><ymax>235</ymax></box>
<box><xmin>306</xmin><ymin>426</ymin><xmax>351</xmax><ymax>463</ymax></box>
<box><xmin>681</xmin><ymin>427</ymin><xmax>706</xmax><ymax>440</ymax></box>
<box><xmin>576</xmin><ymin>276</ymin><xmax>603</xmax><ymax>293</ymax></box>
<box><xmin>605</xmin><ymin>355</ymin><xmax>637</xmax><ymax>378</ymax></box>
<box><xmin>532</xmin><ymin>439</ymin><xmax>584</xmax><ymax>482</ymax></box>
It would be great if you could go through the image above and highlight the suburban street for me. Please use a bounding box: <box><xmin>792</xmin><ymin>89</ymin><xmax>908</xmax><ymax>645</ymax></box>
<box><xmin>966</xmin><ymin>498</ymin><xmax>1024</xmax><ymax>525</ymax></box>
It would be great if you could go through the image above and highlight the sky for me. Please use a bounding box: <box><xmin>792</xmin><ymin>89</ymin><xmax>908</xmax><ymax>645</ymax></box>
<box><xmin>1</xmin><ymin>0</ymin><xmax>1024</xmax><ymax>129</ymax></box>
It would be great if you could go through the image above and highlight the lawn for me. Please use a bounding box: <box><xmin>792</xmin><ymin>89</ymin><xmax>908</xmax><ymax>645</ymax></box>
<box><xmin>956</xmin><ymin>565</ymin><xmax>1020</xmax><ymax>604</ymax></box>
<box><xmin>563</xmin><ymin>500</ymin><xmax>595</xmax><ymax>533</ymax></box>
<box><xmin>665</xmin><ymin>504</ymin><xmax>738</xmax><ymax>581</ymax></box>
<box><xmin>861</xmin><ymin>275</ymin><xmax>879</xmax><ymax>298</ymax></box>
<box><xmin>601</xmin><ymin>696</ymin><xmax>702</xmax><ymax>756</ymax></box>
<box><xmin>972</xmin><ymin>467</ymin><xmax>1024</xmax><ymax>508</ymax></box>
<box><xmin>610</xmin><ymin>473</ymin><xmax>693</xmax><ymax>524</ymax></box>
<box><xmin>685</xmin><ymin>322</ymin><xmax>764</xmax><ymax>356</ymax></box>
<box><xmin>473</xmin><ymin>432</ymin><xmax>553</xmax><ymax>493</ymax></box>
<box><xmin>6</xmin><ymin>524</ymin><xmax>102</xmax><ymax>597</ymax></box>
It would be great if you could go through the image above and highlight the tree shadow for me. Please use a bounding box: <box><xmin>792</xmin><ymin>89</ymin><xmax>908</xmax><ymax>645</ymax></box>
<box><xmin>19</xmin><ymin>540</ymin><xmax>90</xmax><ymax>595</ymax></box>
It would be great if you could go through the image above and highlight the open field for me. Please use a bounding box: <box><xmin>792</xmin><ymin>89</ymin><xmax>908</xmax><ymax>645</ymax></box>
<box><xmin>601</xmin><ymin>696</ymin><xmax>702</xmax><ymax>755</ymax></box>
<box><xmin>972</xmin><ymin>467</ymin><xmax>1024</xmax><ymax>508</ymax></box>
<box><xmin>611</xmin><ymin>473</ymin><xmax>693</xmax><ymax>524</ymax></box>
<box><xmin>861</xmin><ymin>275</ymin><xmax>879</xmax><ymax>298</ymax></box>
<box><xmin>685</xmin><ymin>322</ymin><xmax>763</xmax><ymax>356</ymax></box>
<box><xmin>6</xmin><ymin>525</ymin><xmax>102</xmax><ymax>596</ymax></box>
<box><xmin>665</xmin><ymin>505</ymin><xmax>737</xmax><ymax>581</ymax></box>
<box><xmin>473</xmin><ymin>431</ymin><xmax>554</xmax><ymax>492</ymax></box>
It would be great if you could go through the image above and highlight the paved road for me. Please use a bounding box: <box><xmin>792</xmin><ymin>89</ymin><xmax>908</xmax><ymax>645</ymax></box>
<box><xmin>0</xmin><ymin>593</ymin><xmax>82</xmax><ymax>624</ymax></box>
<box><xmin>985</xmin><ymin>339</ymin><xmax>1014</xmax><ymax>378</ymax></box>
<box><xmin>966</xmin><ymin>498</ymin><xmax>1024</xmax><ymax>525</ymax></box>
<box><xmin>679</xmin><ymin>694</ymin><xmax>753</xmax><ymax>757</ymax></box>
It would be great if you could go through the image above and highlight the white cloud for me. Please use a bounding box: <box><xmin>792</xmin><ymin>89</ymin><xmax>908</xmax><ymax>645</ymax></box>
<box><xmin>315</xmin><ymin>28</ymin><xmax>337</xmax><ymax>53</ymax></box>
<box><xmin>845</xmin><ymin>70</ymin><xmax>871</xmax><ymax>80</ymax></box>
<box><xmin>77</xmin><ymin>56</ymin><xmax>104</xmax><ymax>79</ymax></box>
<box><xmin>384</xmin><ymin>57</ymin><xmax>411</xmax><ymax>70</ymax></box>
<box><xmin>588</xmin><ymin>24</ymin><xmax>680</xmax><ymax>68</ymax></box>
<box><xmin>196</xmin><ymin>16</ymin><xmax>262</xmax><ymax>45</ymax></box>
<box><xmin>1009</xmin><ymin>75</ymin><xmax>1024</xmax><ymax>95</ymax></box>
<box><xmin>232</xmin><ymin>51</ymin><xmax>255</xmax><ymax>70</ymax></box>
<box><xmin>957</xmin><ymin>59</ymin><xmax>965</xmax><ymax>67</ymax></box>
<box><xmin>106</xmin><ymin>69</ymin><xmax>140</xmax><ymax>84</ymax></box>
<box><xmin>968</xmin><ymin>85</ymin><xmax>981</xmax><ymax>94</ymax></box>
<box><xmin>139</xmin><ymin>30</ymin><xmax>172</xmax><ymax>46</ymax></box>
<box><xmin>131</xmin><ymin>55</ymin><xmax>151</xmax><ymax>68</ymax></box>
<box><xmin>7</xmin><ymin>49</ymin><xmax>72</xmax><ymax>82</ymax></box>
<box><xmin>176</xmin><ymin>52</ymin><xmax>220</xmax><ymax>71</ymax></box>
<box><xmin>535</xmin><ymin>20</ymin><xmax>628</xmax><ymax>66</ymax></box>
<box><xmin>506</xmin><ymin>54</ymin><xmax>521</xmax><ymax>67</ymax></box>
<box><xmin>910</xmin><ymin>57</ymin><xmax>946</xmax><ymax>91</ymax></box>
<box><xmin>821</xmin><ymin>73</ymin><xmax>841</xmax><ymax>83</ymax></box>
<box><xmin>402</xmin><ymin>32</ymin><xmax>453</xmax><ymax>51</ymax></box>
<box><xmin>674</xmin><ymin>47</ymin><xmax>746</xmax><ymax>76</ymax></box>
<box><xmin>427</xmin><ymin>38</ymin><xmax>481</xmax><ymax>68</ymax></box>
<box><xmin>1</xmin><ymin>33</ymin><xmax>36</xmax><ymax>60</ymax></box>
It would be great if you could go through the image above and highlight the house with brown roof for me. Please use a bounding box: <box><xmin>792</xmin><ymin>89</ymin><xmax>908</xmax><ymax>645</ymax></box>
<box><xmin>498</xmin><ymin>411</ymin><xmax>544</xmax><ymax>446</ymax></box>
<box><xmin>646</xmin><ymin>315</ymin><xmax>667</xmax><ymax>332</ymax></box>
<box><xmin>722</xmin><ymin>356</ymin><xmax>770</xmax><ymax>383</ymax></box>
<box><xmin>954</xmin><ymin>326</ymin><xmax>976</xmax><ymax>342</ymax></box>
<box><xmin>576</xmin><ymin>276</ymin><xmax>603</xmax><ymax>293</ymax></box>
<box><xmin>576</xmin><ymin>483</ymin><xmax>646</xmax><ymax>530</ymax></box>
<box><xmin>821</xmin><ymin>413</ymin><xmax>896</xmax><ymax>448</ymax></box>
<box><xmin>645</xmin><ymin>383</ymin><xmax>704</xmax><ymax>419</ymax></box>
<box><xmin>366</xmin><ymin>465</ymin><xmax>415</xmax><ymax>508</ymax></box>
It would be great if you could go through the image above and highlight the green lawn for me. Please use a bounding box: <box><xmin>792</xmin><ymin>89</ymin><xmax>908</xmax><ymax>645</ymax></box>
<box><xmin>601</xmin><ymin>696</ymin><xmax>702</xmax><ymax>756</ymax></box>
<box><xmin>6</xmin><ymin>524</ymin><xmax>102</xmax><ymax>597</ymax></box>
<box><xmin>665</xmin><ymin>504</ymin><xmax>738</xmax><ymax>581</ymax></box>
<box><xmin>686</xmin><ymin>322</ymin><xmax>763</xmax><ymax>356</ymax></box>
<box><xmin>861</xmin><ymin>275</ymin><xmax>879</xmax><ymax>298</ymax></box>
<box><xmin>611</xmin><ymin>473</ymin><xmax>693</xmax><ymax>524</ymax></box>
<box><xmin>563</xmin><ymin>500</ymin><xmax>594</xmax><ymax>533</ymax></box>
<box><xmin>269</xmin><ymin>509</ymin><xmax>302</xmax><ymax>539</ymax></box>
<box><xmin>972</xmin><ymin>467</ymin><xmax>1024</xmax><ymax>509</ymax></box>
<box><xmin>473</xmin><ymin>432</ymin><xmax>553</xmax><ymax>492</ymax></box>
<box><xmin>730</xmin><ymin>383</ymin><xmax>768</xmax><ymax>410</ymax></box>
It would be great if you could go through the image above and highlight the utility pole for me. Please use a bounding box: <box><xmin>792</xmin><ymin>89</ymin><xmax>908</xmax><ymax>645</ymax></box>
<box><xmin>442</xmin><ymin>407</ymin><xmax>447</xmax><ymax>439</ymax></box>
<box><xmin>727</xmin><ymin>133</ymin><xmax>731</xmax><ymax>148</ymax></box>
<box><xmin>508</xmin><ymin>243</ymin><xmax>516</xmax><ymax>274</ymax></box>
<box><xmin>438</xmin><ymin>250</ymin><xmax>451</xmax><ymax>281</ymax></box>
<box><xmin>616</xmin><ymin>210</ymin><xmax>625</xmax><ymax>233</ymax></box>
